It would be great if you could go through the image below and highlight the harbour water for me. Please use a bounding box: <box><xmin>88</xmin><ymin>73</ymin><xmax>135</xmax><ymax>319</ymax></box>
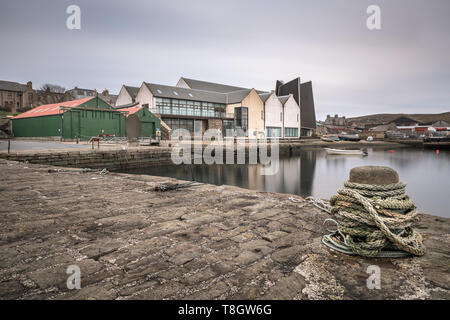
<box><xmin>122</xmin><ymin>147</ymin><xmax>450</xmax><ymax>218</ymax></box>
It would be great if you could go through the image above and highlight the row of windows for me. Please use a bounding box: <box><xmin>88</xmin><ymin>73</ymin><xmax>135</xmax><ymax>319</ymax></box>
<box><xmin>162</xmin><ymin>117</ymin><xmax>195</xmax><ymax>133</ymax></box>
<box><xmin>285</xmin><ymin>127</ymin><xmax>298</xmax><ymax>137</ymax></box>
<box><xmin>266</xmin><ymin>127</ymin><xmax>282</xmax><ymax>137</ymax></box>
<box><xmin>155</xmin><ymin>98</ymin><xmax>226</xmax><ymax>118</ymax></box>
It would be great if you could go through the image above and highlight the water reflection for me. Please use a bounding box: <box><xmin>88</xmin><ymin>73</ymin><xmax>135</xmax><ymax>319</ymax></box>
<box><xmin>121</xmin><ymin>147</ymin><xmax>450</xmax><ymax>217</ymax></box>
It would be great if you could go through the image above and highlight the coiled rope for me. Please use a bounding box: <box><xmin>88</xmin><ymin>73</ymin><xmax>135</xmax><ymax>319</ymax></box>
<box><xmin>323</xmin><ymin>181</ymin><xmax>426</xmax><ymax>258</ymax></box>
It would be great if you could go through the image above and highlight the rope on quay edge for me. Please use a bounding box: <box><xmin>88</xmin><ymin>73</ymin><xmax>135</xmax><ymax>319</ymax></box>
<box><xmin>290</xmin><ymin>181</ymin><xmax>426</xmax><ymax>258</ymax></box>
<box><xmin>47</xmin><ymin>168</ymin><xmax>109</xmax><ymax>175</ymax></box>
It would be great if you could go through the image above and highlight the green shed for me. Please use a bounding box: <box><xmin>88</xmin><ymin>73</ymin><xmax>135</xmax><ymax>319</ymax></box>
<box><xmin>12</xmin><ymin>96</ymin><xmax>127</xmax><ymax>140</ymax></box>
<box><xmin>120</xmin><ymin>106</ymin><xmax>161</xmax><ymax>138</ymax></box>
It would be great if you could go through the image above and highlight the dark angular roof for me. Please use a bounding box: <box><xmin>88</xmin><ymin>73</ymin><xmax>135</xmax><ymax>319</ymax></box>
<box><xmin>299</xmin><ymin>81</ymin><xmax>317</xmax><ymax>129</ymax></box>
<box><xmin>144</xmin><ymin>82</ymin><xmax>227</xmax><ymax>104</ymax></box>
<box><xmin>276</xmin><ymin>77</ymin><xmax>316</xmax><ymax>129</ymax></box>
<box><xmin>124</xmin><ymin>86</ymin><xmax>140</xmax><ymax>99</ymax></box>
<box><xmin>180</xmin><ymin>77</ymin><xmax>268</xmax><ymax>95</ymax></box>
<box><xmin>180</xmin><ymin>77</ymin><xmax>249</xmax><ymax>93</ymax></box>
<box><xmin>0</xmin><ymin>80</ymin><xmax>27</xmax><ymax>92</ymax></box>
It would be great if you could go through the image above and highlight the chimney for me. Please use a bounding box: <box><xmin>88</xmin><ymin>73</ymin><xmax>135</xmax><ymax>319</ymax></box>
<box><xmin>27</xmin><ymin>81</ymin><xmax>32</xmax><ymax>89</ymax></box>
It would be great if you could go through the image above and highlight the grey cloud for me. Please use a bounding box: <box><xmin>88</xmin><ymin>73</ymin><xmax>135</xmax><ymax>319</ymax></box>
<box><xmin>0</xmin><ymin>0</ymin><xmax>449</xmax><ymax>119</ymax></box>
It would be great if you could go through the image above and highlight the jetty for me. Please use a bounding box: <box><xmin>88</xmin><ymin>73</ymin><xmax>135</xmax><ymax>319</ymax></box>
<box><xmin>0</xmin><ymin>159</ymin><xmax>448</xmax><ymax>299</ymax></box>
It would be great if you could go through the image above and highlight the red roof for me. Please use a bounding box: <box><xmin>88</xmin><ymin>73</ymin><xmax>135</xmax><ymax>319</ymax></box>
<box><xmin>13</xmin><ymin>97</ymin><xmax>94</xmax><ymax>119</ymax></box>
<box><xmin>120</xmin><ymin>106</ymin><xmax>142</xmax><ymax>117</ymax></box>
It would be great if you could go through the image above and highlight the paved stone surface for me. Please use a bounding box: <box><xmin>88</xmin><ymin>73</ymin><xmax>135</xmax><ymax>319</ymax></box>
<box><xmin>0</xmin><ymin>140</ymin><xmax>88</xmax><ymax>152</ymax></box>
<box><xmin>0</xmin><ymin>159</ymin><xmax>448</xmax><ymax>300</ymax></box>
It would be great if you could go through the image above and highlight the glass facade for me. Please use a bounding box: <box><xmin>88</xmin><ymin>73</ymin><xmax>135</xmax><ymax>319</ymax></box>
<box><xmin>223</xmin><ymin>119</ymin><xmax>235</xmax><ymax>137</ymax></box>
<box><xmin>162</xmin><ymin>118</ymin><xmax>194</xmax><ymax>133</ymax></box>
<box><xmin>266</xmin><ymin>127</ymin><xmax>282</xmax><ymax>137</ymax></box>
<box><xmin>154</xmin><ymin>97</ymin><xmax>226</xmax><ymax>118</ymax></box>
<box><xmin>234</xmin><ymin>107</ymin><xmax>248</xmax><ymax>137</ymax></box>
<box><xmin>285</xmin><ymin>127</ymin><xmax>298</xmax><ymax>137</ymax></box>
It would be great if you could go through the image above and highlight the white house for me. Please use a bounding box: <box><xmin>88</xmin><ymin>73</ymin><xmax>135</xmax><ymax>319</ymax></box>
<box><xmin>260</xmin><ymin>91</ymin><xmax>283</xmax><ymax>138</ymax></box>
<box><xmin>280</xmin><ymin>94</ymin><xmax>301</xmax><ymax>138</ymax></box>
<box><xmin>115</xmin><ymin>85</ymin><xmax>140</xmax><ymax>107</ymax></box>
<box><xmin>260</xmin><ymin>92</ymin><xmax>300</xmax><ymax>138</ymax></box>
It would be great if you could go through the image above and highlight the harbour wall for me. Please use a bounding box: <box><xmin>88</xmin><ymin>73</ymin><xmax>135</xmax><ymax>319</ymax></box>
<box><xmin>0</xmin><ymin>140</ymin><xmax>403</xmax><ymax>170</ymax></box>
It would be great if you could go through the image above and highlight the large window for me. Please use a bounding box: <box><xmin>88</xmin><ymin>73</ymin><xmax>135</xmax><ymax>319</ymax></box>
<box><xmin>162</xmin><ymin>117</ymin><xmax>195</xmax><ymax>134</ymax></box>
<box><xmin>223</xmin><ymin>120</ymin><xmax>235</xmax><ymax>136</ymax></box>
<box><xmin>285</xmin><ymin>127</ymin><xmax>298</xmax><ymax>137</ymax></box>
<box><xmin>155</xmin><ymin>98</ymin><xmax>225</xmax><ymax>118</ymax></box>
<box><xmin>266</xmin><ymin>127</ymin><xmax>282</xmax><ymax>137</ymax></box>
<box><xmin>234</xmin><ymin>107</ymin><xmax>248</xmax><ymax>137</ymax></box>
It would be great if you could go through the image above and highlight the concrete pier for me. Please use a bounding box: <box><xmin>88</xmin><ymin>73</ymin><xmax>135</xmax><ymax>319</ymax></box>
<box><xmin>0</xmin><ymin>159</ymin><xmax>448</xmax><ymax>300</ymax></box>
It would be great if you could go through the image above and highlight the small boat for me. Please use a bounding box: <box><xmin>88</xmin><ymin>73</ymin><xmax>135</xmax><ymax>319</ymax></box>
<box><xmin>324</xmin><ymin>148</ymin><xmax>368</xmax><ymax>156</ymax></box>
<box><xmin>338</xmin><ymin>133</ymin><xmax>360</xmax><ymax>141</ymax></box>
<box><xmin>321</xmin><ymin>135</ymin><xmax>340</xmax><ymax>142</ymax></box>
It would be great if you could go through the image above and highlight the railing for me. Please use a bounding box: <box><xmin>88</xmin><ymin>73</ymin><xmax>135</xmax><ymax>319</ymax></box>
<box><xmin>149</xmin><ymin>107</ymin><xmax>234</xmax><ymax>119</ymax></box>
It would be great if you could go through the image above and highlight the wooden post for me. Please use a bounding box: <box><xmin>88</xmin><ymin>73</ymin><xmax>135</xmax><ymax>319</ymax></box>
<box><xmin>8</xmin><ymin>138</ymin><xmax>10</xmax><ymax>154</ymax></box>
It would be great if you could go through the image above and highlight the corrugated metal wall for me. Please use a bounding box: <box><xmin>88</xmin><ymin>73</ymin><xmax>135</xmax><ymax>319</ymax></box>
<box><xmin>62</xmin><ymin>109</ymin><xmax>126</xmax><ymax>140</ymax></box>
<box><xmin>12</xmin><ymin>115</ymin><xmax>61</xmax><ymax>137</ymax></box>
<box><xmin>12</xmin><ymin>97</ymin><xmax>127</xmax><ymax>140</ymax></box>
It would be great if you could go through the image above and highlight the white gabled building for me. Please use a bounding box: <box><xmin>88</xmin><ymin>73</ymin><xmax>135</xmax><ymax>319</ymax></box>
<box><xmin>280</xmin><ymin>94</ymin><xmax>301</xmax><ymax>138</ymax></box>
<box><xmin>115</xmin><ymin>85</ymin><xmax>140</xmax><ymax>107</ymax></box>
<box><xmin>260</xmin><ymin>91</ymin><xmax>283</xmax><ymax>137</ymax></box>
<box><xmin>260</xmin><ymin>92</ymin><xmax>300</xmax><ymax>138</ymax></box>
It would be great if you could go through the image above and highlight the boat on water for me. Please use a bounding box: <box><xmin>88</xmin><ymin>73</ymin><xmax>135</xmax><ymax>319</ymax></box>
<box><xmin>321</xmin><ymin>135</ymin><xmax>340</xmax><ymax>142</ymax></box>
<box><xmin>423</xmin><ymin>136</ymin><xmax>450</xmax><ymax>149</ymax></box>
<box><xmin>324</xmin><ymin>148</ymin><xmax>368</xmax><ymax>156</ymax></box>
<box><xmin>338</xmin><ymin>133</ymin><xmax>360</xmax><ymax>141</ymax></box>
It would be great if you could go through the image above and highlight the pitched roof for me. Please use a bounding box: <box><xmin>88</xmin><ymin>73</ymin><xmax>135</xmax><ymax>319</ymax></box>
<box><xmin>124</xmin><ymin>85</ymin><xmax>139</xmax><ymax>99</ymax></box>
<box><xmin>179</xmin><ymin>77</ymin><xmax>268</xmax><ymax>95</ymax></box>
<box><xmin>0</xmin><ymin>80</ymin><xmax>27</xmax><ymax>92</ymax></box>
<box><xmin>278</xmin><ymin>95</ymin><xmax>290</xmax><ymax>105</ymax></box>
<box><xmin>179</xmin><ymin>77</ymin><xmax>249</xmax><ymax>93</ymax></box>
<box><xmin>226</xmin><ymin>89</ymin><xmax>252</xmax><ymax>104</ymax></box>
<box><xmin>258</xmin><ymin>92</ymin><xmax>272</xmax><ymax>103</ymax></box>
<box><xmin>114</xmin><ymin>102</ymin><xmax>140</xmax><ymax>109</ymax></box>
<box><xmin>120</xmin><ymin>105</ymin><xmax>142</xmax><ymax>117</ymax></box>
<box><xmin>144</xmin><ymin>82</ymin><xmax>226</xmax><ymax>104</ymax></box>
<box><xmin>13</xmin><ymin>97</ymin><xmax>94</xmax><ymax>119</ymax></box>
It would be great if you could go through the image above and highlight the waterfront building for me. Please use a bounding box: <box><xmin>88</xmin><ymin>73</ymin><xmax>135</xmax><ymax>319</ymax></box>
<box><xmin>261</xmin><ymin>92</ymin><xmax>300</xmax><ymax>138</ymax></box>
<box><xmin>136</xmin><ymin>82</ymin><xmax>231</xmax><ymax>136</ymax></box>
<box><xmin>11</xmin><ymin>96</ymin><xmax>126</xmax><ymax>140</ymax></box>
<box><xmin>276</xmin><ymin>78</ymin><xmax>316</xmax><ymax>137</ymax></box>
<box><xmin>133</xmin><ymin>76</ymin><xmax>315</xmax><ymax>139</ymax></box>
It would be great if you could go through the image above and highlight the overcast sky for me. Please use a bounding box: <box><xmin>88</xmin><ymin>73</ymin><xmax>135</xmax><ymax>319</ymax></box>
<box><xmin>1</xmin><ymin>0</ymin><xmax>449</xmax><ymax>119</ymax></box>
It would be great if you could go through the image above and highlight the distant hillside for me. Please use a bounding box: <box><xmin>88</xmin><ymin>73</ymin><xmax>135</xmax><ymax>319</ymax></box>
<box><xmin>348</xmin><ymin>112</ymin><xmax>450</xmax><ymax>125</ymax></box>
